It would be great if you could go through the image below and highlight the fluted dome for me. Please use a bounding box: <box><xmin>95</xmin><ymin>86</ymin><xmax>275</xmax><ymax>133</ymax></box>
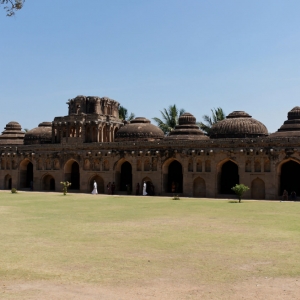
<box><xmin>166</xmin><ymin>113</ymin><xmax>209</xmax><ymax>140</ymax></box>
<box><xmin>269</xmin><ymin>106</ymin><xmax>300</xmax><ymax>138</ymax></box>
<box><xmin>115</xmin><ymin>117</ymin><xmax>164</xmax><ymax>142</ymax></box>
<box><xmin>24</xmin><ymin>122</ymin><xmax>52</xmax><ymax>145</ymax></box>
<box><xmin>210</xmin><ymin>111</ymin><xmax>268</xmax><ymax>139</ymax></box>
<box><xmin>0</xmin><ymin>121</ymin><xmax>25</xmax><ymax>144</ymax></box>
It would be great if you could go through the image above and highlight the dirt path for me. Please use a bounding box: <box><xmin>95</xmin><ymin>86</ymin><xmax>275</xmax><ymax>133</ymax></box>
<box><xmin>1</xmin><ymin>277</ymin><xmax>300</xmax><ymax>299</ymax></box>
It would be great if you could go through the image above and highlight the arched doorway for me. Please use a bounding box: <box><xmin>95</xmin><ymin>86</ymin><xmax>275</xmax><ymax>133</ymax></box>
<box><xmin>70</xmin><ymin>162</ymin><xmax>80</xmax><ymax>190</ymax></box>
<box><xmin>193</xmin><ymin>177</ymin><xmax>206</xmax><ymax>197</ymax></box>
<box><xmin>120</xmin><ymin>162</ymin><xmax>132</xmax><ymax>192</ymax></box>
<box><xmin>141</xmin><ymin>177</ymin><xmax>154</xmax><ymax>195</ymax></box>
<box><xmin>280</xmin><ymin>161</ymin><xmax>300</xmax><ymax>196</ymax></box>
<box><xmin>251</xmin><ymin>178</ymin><xmax>265</xmax><ymax>199</ymax></box>
<box><xmin>42</xmin><ymin>175</ymin><xmax>55</xmax><ymax>191</ymax></box>
<box><xmin>220</xmin><ymin>161</ymin><xmax>239</xmax><ymax>194</ymax></box>
<box><xmin>20</xmin><ymin>160</ymin><xmax>33</xmax><ymax>189</ymax></box>
<box><xmin>89</xmin><ymin>175</ymin><xmax>104</xmax><ymax>193</ymax></box>
<box><xmin>4</xmin><ymin>175</ymin><xmax>12</xmax><ymax>190</ymax></box>
<box><xmin>168</xmin><ymin>160</ymin><xmax>183</xmax><ymax>193</ymax></box>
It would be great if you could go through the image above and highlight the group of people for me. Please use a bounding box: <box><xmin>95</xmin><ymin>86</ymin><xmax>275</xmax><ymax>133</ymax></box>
<box><xmin>135</xmin><ymin>182</ymin><xmax>155</xmax><ymax>196</ymax></box>
<box><xmin>282</xmin><ymin>189</ymin><xmax>297</xmax><ymax>201</ymax></box>
<box><xmin>91</xmin><ymin>181</ymin><xmax>116</xmax><ymax>195</ymax></box>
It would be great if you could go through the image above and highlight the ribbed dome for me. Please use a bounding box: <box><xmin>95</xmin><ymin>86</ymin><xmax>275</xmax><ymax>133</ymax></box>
<box><xmin>115</xmin><ymin>117</ymin><xmax>164</xmax><ymax>142</ymax></box>
<box><xmin>0</xmin><ymin>121</ymin><xmax>25</xmax><ymax>144</ymax></box>
<box><xmin>210</xmin><ymin>111</ymin><xmax>268</xmax><ymax>139</ymax></box>
<box><xmin>24</xmin><ymin>122</ymin><xmax>52</xmax><ymax>145</ymax></box>
<box><xmin>269</xmin><ymin>107</ymin><xmax>300</xmax><ymax>138</ymax></box>
<box><xmin>166</xmin><ymin>113</ymin><xmax>209</xmax><ymax>140</ymax></box>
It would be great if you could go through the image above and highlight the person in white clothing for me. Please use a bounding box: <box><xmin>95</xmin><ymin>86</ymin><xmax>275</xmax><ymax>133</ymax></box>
<box><xmin>92</xmin><ymin>180</ymin><xmax>98</xmax><ymax>195</ymax></box>
<box><xmin>142</xmin><ymin>181</ymin><xmax>147</xmax><ymax>196</ymax></box>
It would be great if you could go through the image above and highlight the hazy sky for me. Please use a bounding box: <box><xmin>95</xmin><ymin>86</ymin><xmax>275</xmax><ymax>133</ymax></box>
<box><xmin>1</xmin><ymin>0</ymin><xmax>300</xmax><ymax>133</ymax></box>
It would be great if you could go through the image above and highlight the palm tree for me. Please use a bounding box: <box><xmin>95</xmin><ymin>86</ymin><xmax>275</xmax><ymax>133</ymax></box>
<box><xmin>119</xmin><ymin>106</ymin><xmax>135</xmax><ymax>122</ymax></box>
<box><xmin>198</xmin><ymin>107</ymin><xmax>226</xmax><ymax>136</ymax></box>
<box><xmin>153</xmin><ymin>105</ymin><xmax>185</xmax><ymax>135</ymax></box>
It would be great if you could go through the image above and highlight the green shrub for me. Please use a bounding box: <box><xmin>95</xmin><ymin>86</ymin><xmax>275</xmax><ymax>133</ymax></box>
<box><xmin>231</xmin><ymin>184</ymin><xmax>250</xmax><ymax>203</ymax></box>
<box><xmin>11</xmin><ymin>188</ymin><xmax>17</xmax><ymax>194</ymax></box>
<box><xmin>60</xmin><ymin>181</ymin><xmax>71</xmax><ymax>195</ymax></box>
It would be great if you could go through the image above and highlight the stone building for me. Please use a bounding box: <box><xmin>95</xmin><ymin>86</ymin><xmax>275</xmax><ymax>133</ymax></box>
<box><xmin>0</xmin><ymin>95</ymin><xmax>300</xmax><ymax>200</ymax></box>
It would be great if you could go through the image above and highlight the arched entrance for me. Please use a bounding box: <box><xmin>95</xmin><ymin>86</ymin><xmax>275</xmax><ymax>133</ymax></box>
<box><xmin>42</xmin><ymin>174</ymin><xmax>55</xmax><ymax>191</ymax></box>
<box><xmin>89</xmin><ymin>175</ymin><xmax>104</xmax><ymax>193</ymax></box>
<box><xmin>64</xmin><ymin>160</ymin><xmax>80</xmax><ymax>190</ymax></box>
<box><xmin>141</xmin><ymin>177</ymin><xmax>154</xmax><ymax>195</ymax></box>
<box><xmin>280</xmin><ymin>161</ymin><xmax>300</xmax><ymax>196</ymax></box>
<box><xmin>20</xmin><ymin>160</ymin><xmax>33</xmax><ymax>189</ymax></box>
<box><xmin>168</xmin><ymin>160</ymin><xmax>183</xmax><ymax>193</ymax></box>
<box><xmin>4</xmin><ymin>175</ymin><xmax>12</xmax><ymax>190</ymax></box>
<box><xmin>251</xmin><ymin>178</ymin><xmax>265</xmax><ymax>199</ymax></box>
<box><xmin>120</xmin><ymin>161</ymin><xmax>132</xmax><ymax>192</ymax></box>
<box><xmin>220</xmin><ymin>161</ymin><xmax>239</xmax><ymax>194</ymax></box>
<box><xmin>193</xmin><ymin>177</ymin><xmax>206</xmax><ymax>197</ymax></box>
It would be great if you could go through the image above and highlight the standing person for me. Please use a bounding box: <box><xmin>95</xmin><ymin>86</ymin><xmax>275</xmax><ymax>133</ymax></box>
<box><xmin>107</xmin><ymin>182</ymin><xmax>111</xmax><ymax>194</ymax></box>
<box><xmin>111</xmin><ymin>182</ymin><xmax>115</xmax><ymax>195</ymax></box>
<box><xmin>143</xmin><ymin>181</ymin><xmax>147</xmax><ymax>196</ymax></box>
<box><xmin>136</xmin><ymin>183</ymin><xmax>140</xmax><ymax>195</ymax></box>
<box><xmin>171</xmin><ymin>181</ymin><xmax>176</xmax><ymax>193</ymax></box>
<box><xmin>282</xmin><ymin>189</ymin><xmax>288</xmax><ymax>201</ymax></box>
<box><xmin>91</xmin><ymin>180</ymin><xmax>98</xmax><ymax>195</ymax></box>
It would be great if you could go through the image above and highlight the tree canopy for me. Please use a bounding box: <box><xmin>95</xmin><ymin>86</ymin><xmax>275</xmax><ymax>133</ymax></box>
<box><xmin>1</xmin><ymin>0</ymin><xmax>24</xmax><ymax>16</ymax></box>
<box><xmin>118</xmin><ymin>106</ymin><xmax>135</xmax><ymax>122</ymax></box>
<box><xmin>198</xmin><ymin>107</ymin><xmax>226</xmax><ymax>136</ymax></box>
<box><xmin>152</xmin><ymin>104</ymin><xmax>185</xmax><ymax>135</ymax></box>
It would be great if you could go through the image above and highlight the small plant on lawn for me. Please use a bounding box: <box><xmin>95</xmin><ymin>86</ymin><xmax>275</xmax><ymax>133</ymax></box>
<box><xmin>60</xmin><ymin>181</ymin><xmax>71</xmax><ymax>195</ymax></box>
<box><xmin>172</xmin><ymin>195</ymin><xmax>180</xmax><ymax>200</ymax></box>
<box><xmin>231</xmin><ymin>184</ymin><xmax>250</xmax><ymax>203</ymax></box>
<box><xmin>11</xmin><ymin>188</ymin><xmax>17</xmax><ymax>193</ymax></box>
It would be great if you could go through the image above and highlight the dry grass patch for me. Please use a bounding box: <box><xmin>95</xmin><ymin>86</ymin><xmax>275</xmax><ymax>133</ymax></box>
<box><xmin>0</xmin><ymin>191</ymin><xmax>300</xmax><ymax>299</ymax></box>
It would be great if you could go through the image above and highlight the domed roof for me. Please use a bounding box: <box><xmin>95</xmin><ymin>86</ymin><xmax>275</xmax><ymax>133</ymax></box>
<box><xmin>269</xmin><ymin>106</ymin><xmax>300</xmax><ymax>138</ymax></box>
<box><xmin>115</xmin><ymin>117</ymin><xmax>164</xmax><ymax>142</ymax></box>
<box><xmin>0</xmin><ymin>121</ymin><xmax>25</xmax><ymax>144</ymax></box>
<box><xmin>24</xmin><ymin>122</ymin><xmax>52</xmax><ymax>145</ymax></box>
<box><xmin>166</xmin><ymin>113</ymin><xmax>209</xmax><ymax>140</ymax></box>
<box><xmin>210</xmin><ymin>111</ymin><xmax>268</xmax><ymax>139</ymax></box>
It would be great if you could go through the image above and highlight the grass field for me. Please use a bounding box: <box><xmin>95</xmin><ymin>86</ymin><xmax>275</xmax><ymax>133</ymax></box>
<box><xmin>0</xmin><ymin>191</ymin><xmax>300</xmax><ymax>299</ymax></box>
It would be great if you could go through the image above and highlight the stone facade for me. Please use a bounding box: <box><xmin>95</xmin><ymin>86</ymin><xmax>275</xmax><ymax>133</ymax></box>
<box><xmin>0</xmin><ymin>96</ymin><xmax>300</xmax><ymax>200</ymax></box>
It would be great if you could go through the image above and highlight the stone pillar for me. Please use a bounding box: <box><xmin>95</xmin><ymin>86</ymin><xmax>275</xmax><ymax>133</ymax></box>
<box><xmin>52</xmin><ymin>126</ymin><xmax>55</xmax><ymax>143</ymax></box>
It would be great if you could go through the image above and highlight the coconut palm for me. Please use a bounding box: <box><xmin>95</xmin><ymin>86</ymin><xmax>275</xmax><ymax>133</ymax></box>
<box><xmin>119</xmin><ymin>106</ymin><xmax>135</xmax><ymax>122</ymax></box>
<box><xmin>199</xmin><ymin>107</ymin><xmax>226</xmax><ymax>136</ymax></box>
<box><xmin>153</xmin><ymin>105</ymin><xmax>185</xmax><ymax>135</ymax></box>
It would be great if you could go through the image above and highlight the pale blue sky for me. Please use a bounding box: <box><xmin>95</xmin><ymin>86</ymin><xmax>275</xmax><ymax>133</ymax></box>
<box><xmin>1</xmin><ymin>0</ymin><xmax>300</xmax><ymax>133</ymax></box>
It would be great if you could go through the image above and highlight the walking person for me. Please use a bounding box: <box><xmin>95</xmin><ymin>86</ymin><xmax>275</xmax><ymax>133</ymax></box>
<box><xmin>111</xmin><ymin>182</ymin><xmax>115</xmax><ymax>195</ymax></box>
<box><xmin>91</xmin><ymin>180</ymin><xmax>98</xmax><ymax>195</ymax></box>
<box><xmin>136</xmin><ymin>182</ymin><xmax>140</xmax><ymax>195</ymax></box>
<box><xmin>143</xmin><ymin>181</ymin><xmax>147</xmax><ymax>196</ymax></box>
<box><xmin>107</xmin><ymin>182</ymin><xmax>111</xmax><ymax>194</ymax></box>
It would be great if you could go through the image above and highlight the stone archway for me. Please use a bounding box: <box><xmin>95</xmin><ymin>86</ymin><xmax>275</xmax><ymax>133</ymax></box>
<box><xmin>64</xmin><ymin>160</ymin><xmax>80</xmax><ymax>190</ymax></box>
<box><xmin>141</xmin><ymin>177</ymin><xmax>153</xmax><ymax>195</ymax></box>
<box><xmin>20</xmin><ymin>160</ymin><xmax>33</xmax><ymax>189</ymax></box>
<box><xmin>4</xmin><ymin>174</ymin><xmax>12</xmax><ymax>190</ymax></box>
<box><xmin>219</xmin><ymin>160</ymin><xmax>239</xmax><ymax>194</ymax></box>
<box><xmin>251</xmin><ymin>178</ymin><xmax>265</xmax><ymax>199</ymax></box>
<box><xmin>120</xmin><ymin>161</ymin><xmax>132</xmax><ymax>192</ymax></box>
<box><xmin>193</xmin><ymin>177</ymin><xmax>206</xmax><ymax>197</ymax></box>
<box><xmin>280</xmin><ymin>160</ymin><xmax>300</xmax><ymax>196</ymax></box>
<box><xmin>42</xmin><ymin>174</ymin><xmax>55</xmax><ymax>191</ymax></box>
<box><xmin>89</xmin><ymin>175</ymin><xmax>104</xmax><ymax>194</ymax></box>
<box><xmin>167</xmin><ymin>160</ymin><xmax>183</xmax><ymax>193</ymax></box>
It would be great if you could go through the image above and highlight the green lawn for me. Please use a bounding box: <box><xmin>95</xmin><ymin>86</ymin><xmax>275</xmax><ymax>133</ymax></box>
<box><xmin>0</xmin><ymin>191</ymin><xmax>300</xmax><ymax>287</ymax></box>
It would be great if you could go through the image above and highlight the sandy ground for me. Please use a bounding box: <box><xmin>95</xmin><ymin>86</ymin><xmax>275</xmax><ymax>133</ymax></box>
<box><xmin>1</xmin><ymin>277</ymin><xmax>300</xmax><ymax>300</ymax></box>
